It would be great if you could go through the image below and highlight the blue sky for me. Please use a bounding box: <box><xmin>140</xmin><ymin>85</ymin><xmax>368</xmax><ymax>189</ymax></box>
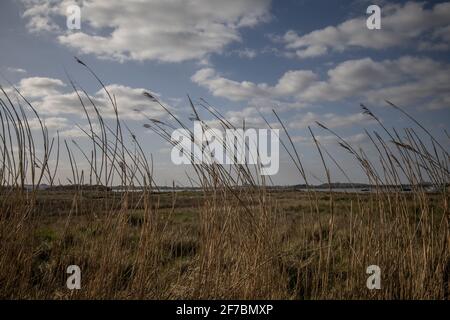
<box><xmin>1</xmin><ymin>0</ymin><xmax>449</xmax><ymax>185</ymax></box>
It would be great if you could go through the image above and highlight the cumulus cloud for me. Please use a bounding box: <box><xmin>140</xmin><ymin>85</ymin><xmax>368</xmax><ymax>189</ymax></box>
<box><xmin>20</xmin><ymin>0</ymin><xmax>271</xmax><ymax>63</ymax></box>
<box><xmin>21</xmin><ymin>0</ymin><xmax>62</xmax><ymax>32</ymax></box>
<box><xmin>59</xmin><ymin>123</ymin><xmax>102</xmax><ymax>138</ymax></box>
<box><xmin>14</xmin><ymin>76</ymin><xmax>168</xmax><ymax>120</ymax></box>
<box><xmin>192</xmin><ymin>56</ymin><xmax>450</xmax><ymax>110</ymax></box>
<box><xmin>203</xmin><ymin>110</ymin><xmax>266</xmax><ymax>129</ymax></box>
<box><xmin>282</xmin><ymin>1</ymin><xmax>450</xmax><ymax>59</ymax></box>
<box><xmin>18</xmin><ymin>77</ymin><xmax>66</xmax><ymax>99</ymax></box>
<box><xmin>191</xmin><ymin>68</ymin><xmax>270</xmax><ymax>101</ymax></box>
<box><xmin>191</xmin><ymin>68</ymin><xmax>317</xmax><ymax>102</ymax></box>
<box><xmin>288</xmin><ymin>112</ymin><xmax>375</xmax><ymax>130</ymax></box>
<box><xmin>293</xmin><ymin>133</ymin><xmax>368</xmax><ymax>146</ymax></box>
<box><xmin>27</xmin><ymin>116</ymin><xmax>71</xmax><ymax>130</ymax></box>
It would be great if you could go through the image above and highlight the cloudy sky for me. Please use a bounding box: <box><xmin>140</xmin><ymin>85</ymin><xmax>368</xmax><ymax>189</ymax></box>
<box><xmin>1</xmin><ymin>0</ymin><xmax>449</xmax><ymax>185</ymax></box>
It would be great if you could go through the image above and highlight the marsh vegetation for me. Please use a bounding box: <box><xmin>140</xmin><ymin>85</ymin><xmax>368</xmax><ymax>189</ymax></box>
<box><xmin>0</xmin><ymin>60</ymin><xmax>448</xmax><ymax>299</ymax></box>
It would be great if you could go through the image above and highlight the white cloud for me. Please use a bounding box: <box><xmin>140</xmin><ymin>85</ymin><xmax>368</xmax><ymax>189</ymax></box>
<box><xmin>18</xmin><ymin>77</ymin><xmax>66</xmax><ymax>98</ymax></box>
<box><xmin>288</xmin><ymin>112</ymin><xmax>375</xmax><ymax>130</ymax></box>
<box><xmin>291</xmin><ymin>45</ymin><xmax>327</xmax><ymax>59</ymax></box>
<box><xmin>20</xmin><ymin>0</ymin><xmax>271</xmax><ymax>63</ymax></box>
<box><xmin>192</xmin><ymin>56</ymin><xmax>450</xmax><ymax>110</ymax></box>
<box><xmin>235</xmin><ymin>48</ymin><xmax>258</xmax><ymax>59</ymax></box>
<box><xmin>14</xmin><ymin>76</ymin><xmax>168</xmax><ymax>120</ymax></box>
<box><xmin>191</xmin><ymin>67</ymin><xmax>317</xmax><ymax>101</ymax></box>
<box><xmin>273</xmin><ymin>70</ymin><xmax>318</xmax><ymax>96</ymax></box>
<box><xmin>21</xmin><ymin>0</ymin><xmax>62</xmax><ymax>33</ymax></box>
<box><xmin>59</xmin><ymin>123</ymin><xmax>101</xmax><ymax>138</ymax></box>
<box><xmin>7</xmin><ymin>67</ymin><xmax>27</xmax><ymax>74</ymax></box>
<box><xmin>199</xmin><ymin>107</ymin><xmax>265</xmax><ymax>129</ymax></box>
<box><xmin>27</xmin><ymin>116</ymin><xmax>71</xmax><ymax>130</ymax></box>
<box><xmin>297</xmin><ymin>56</ymin><xmax>450</xmax><ymax>109</ymax></box>
<box><xmin>282</xmin><ymin>1</ymin><xmax>450</xmax><ymax>59</ymax></box>
<box><xmin>293</xmin><ymin>133</ymin><xmax>368</xmax><ymax>146</ymax></box>
<box><xmin>191</xmin><ymin>68</ymin><xmax>270</xmax><ymax>101</ymax></box>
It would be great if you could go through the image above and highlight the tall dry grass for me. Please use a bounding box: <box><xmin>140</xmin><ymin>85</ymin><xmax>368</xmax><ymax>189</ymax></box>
<box><xmin>0</xmin><ymin>59</ymin><xmax>448</xmax><ymax>299</ymax></box>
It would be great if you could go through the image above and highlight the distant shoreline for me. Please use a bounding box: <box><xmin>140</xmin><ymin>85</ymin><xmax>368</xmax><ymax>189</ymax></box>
<box><xmin>7</xmin><ymin>182</ymin><xmax>447</xmax><ymax>194</ymax></box>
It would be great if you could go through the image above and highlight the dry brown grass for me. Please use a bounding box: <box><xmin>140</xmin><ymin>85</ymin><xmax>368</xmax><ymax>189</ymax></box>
<box><xmin>0</xmin><ymin>59</ymin><xmax>448</xmax><ymax>299</ymax></box>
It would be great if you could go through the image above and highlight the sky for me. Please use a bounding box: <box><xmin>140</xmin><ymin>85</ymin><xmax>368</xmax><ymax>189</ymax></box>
<box><xmin>0</xmin><ymin>0</ymin><xmax>449</xmax><ymax>186</ymax></box>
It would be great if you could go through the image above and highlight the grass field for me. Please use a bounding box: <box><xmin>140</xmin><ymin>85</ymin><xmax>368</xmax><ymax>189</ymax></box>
<box><xmin>0</xmin><ymin>60</ymin><xmax>449</xmax><ymax>299</ymax></box>
<box><xmin>0</xmin><ymin>188</ymin><xmax>448</xmax><ymax>299</ymax></box>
